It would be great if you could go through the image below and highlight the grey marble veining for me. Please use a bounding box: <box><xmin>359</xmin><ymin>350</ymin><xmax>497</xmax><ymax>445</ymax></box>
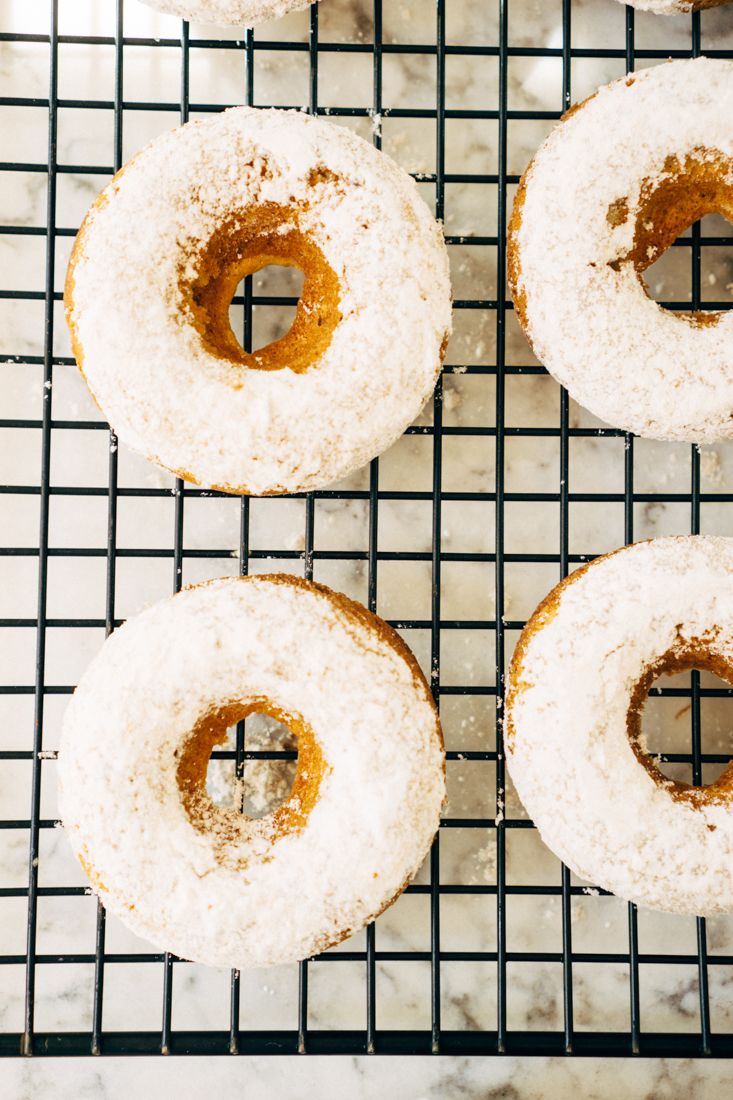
<box><xmin>2</xmin><ymin>0</ymin><xmax>733</xmax><ymax>1093</ymax></box>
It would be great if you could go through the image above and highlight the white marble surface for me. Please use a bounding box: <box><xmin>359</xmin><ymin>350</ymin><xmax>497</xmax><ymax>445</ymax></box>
<box><xmin>2</xmin><ymin>0</ymin><xmax>733</xmax><ymax>1093</ymax></box>
<box><xmin>4</xmin><ymin>1053</ymin><xmax>733</xmax><ymax>1098</ymax></box>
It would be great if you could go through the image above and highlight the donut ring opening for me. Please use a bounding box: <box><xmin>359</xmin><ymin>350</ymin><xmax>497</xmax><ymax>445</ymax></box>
<box><xmin>185</xmin><ymin>202</ymin><xmax>342</xmax><ymax>373</ymax></box>
<box><xmin>176</xmin><ymin>697</ymin><xmax>328</xmax><ymax>863</ymax></box>
<box><xmin>606</xmin><ymin>148</ymin><xmax>733</xmax><ymax>328</ymax></box>
<box><xmin>628</xmin><ymin>641</ymin><xmax>733</xmax><ymax>809</ymax></box>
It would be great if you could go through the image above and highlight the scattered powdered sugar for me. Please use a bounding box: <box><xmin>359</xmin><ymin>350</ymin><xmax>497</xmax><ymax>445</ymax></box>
<box><xmin>467</xmin><ymin>841</ymin><xmax>496</xmax><ymax>886</ymax></box>
<box><xmin>58</xmin><ymin>575</ymin><xmax>445</xmax><ymax>969</ymax></box>
<box><xmin>507</xmin><ymin>536</ymin><xmax>733</xmax><ymax>916</ymax></box>
<box><xmin>140</xmin><ymin>0</ymin><xmax>314</xmax><ymax>25</ymax></box>
<box><xmin>512</xmin><ymin>59</ymin><xmax>733</xmax><ymax>443</ymax></box>
<box><xmin>67</xmin><ymin>107</ymin><xmax>451</xmax><ymax>495</ymax></box>
<box><xmin>700</xmin><ymin>447</ymin><xmax>724</xmax><ymax>487</ymax></box>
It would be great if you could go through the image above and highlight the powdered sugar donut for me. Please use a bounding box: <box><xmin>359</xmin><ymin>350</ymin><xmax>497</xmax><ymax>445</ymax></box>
<box><xmin>58</xmin><ymin>575</ymin><xmax>444</xmax><ymax>969</ymax></box>
<box><xmin>617</xmin><ymin>0</ymin><xmax>728</xmax><ymax>12</ymax></box>
<box><xmin>140</xmin><ymin>0</ymin><xmax>313</xmax><ymax>25</ymax></box>
<box><xmin>506</xmin><ymin>537</ymin><xmax>733</xmax><ymax>915</ymax></box>
<box><xmin>508</xmin><ymin>59</ymin><xmax>733</xmax><ymax>442</ymax></box>
<box><xmin>65</xmin><ymin>107</ymin><xmax>451</xmax><ymax>495</ymax></box>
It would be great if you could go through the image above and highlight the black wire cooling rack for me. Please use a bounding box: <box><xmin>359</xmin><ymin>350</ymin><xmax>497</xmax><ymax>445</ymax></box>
<box><xmin>2</xmin><ymin>0</ymin><xmax>733</xmax><ymax>1060</ymax></box>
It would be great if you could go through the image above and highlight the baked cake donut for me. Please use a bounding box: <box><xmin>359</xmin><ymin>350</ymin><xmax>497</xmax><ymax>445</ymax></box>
<box><xmin>58</xmin><ymin>574</ymin><xmax>444</xmax><ymax>969</ymax></box>
<box><xmin>506</xmin><ymin>536</ymin><xmax>733</xmax><ymax>916</ymax></box>
<box><xmin>616</xmin><ymin>0</ymin><xmax>728</xmax><ymax>12</ymax></box>
<box><xmin>508</xmin><ymin>58</ymin><xmax>733</xmax><ymax>442</ymax></box>
<box><xmin>65</xmin><ymin>107</ymin><xmax>451</xmax><ymax>495</ymax></box>
<box><xmin>140</xmin><ymin>0</ymin><xmax>314</xmax><ymax>25</ymax></box>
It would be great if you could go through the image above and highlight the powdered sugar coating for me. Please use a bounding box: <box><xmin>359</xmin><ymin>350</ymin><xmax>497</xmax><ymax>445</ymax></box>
<box><xmin>506</xmin><ymin>537</ymin><xmax>733</xmax><ymax>915</ymax></box>
<box><xmin>140</xmin><ymin>0</ymin><xmax>313</xmax><ymax>26</ymax></box>
<box><xmin>58</xmin><ymin>575</ymin><xmax>445</xmax><ymax>969</ymax></box>
<box><xmin>510</xmin><ymin>59</ymin><xmax>733</xmax><ymax>443</ymax></box>
<box><xmin>617</xmin><ymin>0</ymin><xmax>726</xmax><ymax>12</ymax></box>
<box><xmin>66</xmin><ymin>107</ymin><xmax>451</xmax><ymax>495</ymax></box>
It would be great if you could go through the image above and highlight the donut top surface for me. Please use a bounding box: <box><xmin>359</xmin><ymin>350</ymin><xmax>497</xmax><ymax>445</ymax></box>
<box><xmin>506</xmin><ymin>536</ymin><xmax>733</xmax><ymax>914</ymax></box>
<box><xmin>66</xmin><ymin>107</ymin><xmax>451</xmax><ymax>495</ymax></box>
<box><xmin>509</xmin><ymin>58</ymin><xmax>733</xmax><ymax>442</ymax></box>
<box><xmin>58</xmin><ymin>575</ymin><xmax>445</xmax><ymax>968</ymax></box>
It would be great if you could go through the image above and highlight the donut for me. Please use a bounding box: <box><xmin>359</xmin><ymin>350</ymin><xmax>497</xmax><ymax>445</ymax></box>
<box><xmin>506</xmin><ymin>536</ymin><xmax>733</xmax><ymax>916</ymax></box>
<box><xmin>508</xmin><ymin>58</ymin><xmax>733</xmax><ymax>443</ymax></box>
<box><xmin>65</xmin><ymin>107</ymin><xmax>451</xmax><ymax>495</ymax></box>
<box><xmin>58</xmin><ymin>574</ymin><xmax>445</xmax><ymax>968</ymax></box>
<box><xmin>139</xmin><ymin>0</ymin><xmax>313</xmax><ymax>25</ymax></box>
<box><xmin>616</xmin><ymin>0</ymin><xmax>728</xmax><ymax>12</ymax></box>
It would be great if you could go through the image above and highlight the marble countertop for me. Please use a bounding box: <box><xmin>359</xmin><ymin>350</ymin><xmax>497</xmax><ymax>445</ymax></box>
<box><xmin>4</xmin><ymin>1053</ymin><xmax>733</xmax><ymax>1098</ymax></box>
<box><xmin>2</xmin><ymin>0</ymin><xmax>733</xmax><ymax>1094</ymax></box>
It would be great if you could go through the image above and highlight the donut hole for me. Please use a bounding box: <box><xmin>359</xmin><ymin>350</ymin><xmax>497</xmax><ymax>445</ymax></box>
<box><xmin>185</xmin><ymin>205</ymin><xmax>341</xmax><ymax>373</ymax></box>
<box><xmin>177</xmin><ymin>700</ymin><xmax>327</xmax><ymax>841</ymax></box>
<box><xmin>643</xmin><ymin>238</ymin><xmax>694</xmax><ymax>309</ymax></box>
<box><xmin>207</xmin><ymin>711</ymin><xmax>299</xmax><ymax>818</ymax></box>
<box><xmin>609</xmin><ymin>150</ymin><xmax>733</xmax><ymax>326</ymax></box>
<box><xmin>628</xmin><ymin>650</ymin><xmax>733</xmax><ymax>800</ymax></box>
<box><xmin>641</xmin><ymin>214</ymin><xmax>731</xmax><ymax>312</ymax></box>
<box><xmin>240</xmin><ymin>264</ymin><xmax>305</xmax><ymax>355</ymax></box>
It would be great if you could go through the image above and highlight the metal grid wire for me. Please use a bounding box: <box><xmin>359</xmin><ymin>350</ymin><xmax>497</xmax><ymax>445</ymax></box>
<box><xmin>1</xmin><ymin>0</ymin><xmax>733</xmax><ymax>1059</ymax></box>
